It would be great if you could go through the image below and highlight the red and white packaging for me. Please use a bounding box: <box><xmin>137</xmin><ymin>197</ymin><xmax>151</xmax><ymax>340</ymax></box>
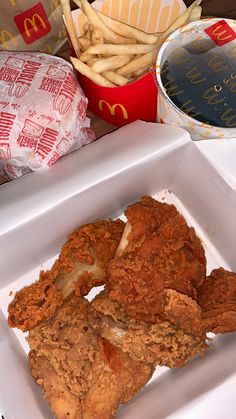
<box><xmin>0</xmin><ymin>51</ymin><xmax>95</xmax><ymax>179</ymax></box>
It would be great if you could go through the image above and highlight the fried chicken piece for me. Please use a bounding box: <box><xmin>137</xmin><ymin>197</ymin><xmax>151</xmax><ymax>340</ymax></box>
<box><xmin>116</xmin><ymin>195</ymin><xmax>178</xmax><ymax>256</ymax></box>
<box><xmin>92</xmin><ymin>291</ymin><xmax>207</xmax><ymax>367</ymax></box>
<box><xmin>28</xmin><ymin>294</ymin><xmax>154</xmax><ymax>419</ymax></box>
<box><xmin>164</xmin><ymin>289</ymin><xmax>202</xmax><ymax>336</ymax></box>
<box><xmin>8</xmin><ymin>219</ymin><xmax>124</xmax><ymax>332</ymax></box>
<box><xmin>107</xmin><ymin>197</ymin><xmax>206</xmax><ymax>327</ymax></box>
<box><xmin>198</xmin><ymin>268</ymin><xmax>236</xmax><ymax>334</ymax></box>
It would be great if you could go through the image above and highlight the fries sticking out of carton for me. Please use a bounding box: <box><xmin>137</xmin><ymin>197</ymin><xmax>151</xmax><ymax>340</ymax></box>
<box><xmin>61</xmin><ymin>0</ymin><xmax>202</xmax><ymax>126</ymax></box>
<box><xmin>61</xmin><ymin>0</ymin><xmax>202</xmax><ymax>87</ymax></box>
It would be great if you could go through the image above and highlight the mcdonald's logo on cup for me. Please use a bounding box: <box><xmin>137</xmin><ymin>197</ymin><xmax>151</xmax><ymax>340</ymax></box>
<box><xmin>205</xmin><ymin>20</ymin><xmax>236</xmax><ymax>46</ymax></box>
<box><xmin>98</xmin><ymin>100</ymin><xmax>128</xmax><ymax>120</ymax></box>
<box><xmin>14</xmin><ymin>2</ymin><xmax>51</xmax><ymax>45</ymax></box>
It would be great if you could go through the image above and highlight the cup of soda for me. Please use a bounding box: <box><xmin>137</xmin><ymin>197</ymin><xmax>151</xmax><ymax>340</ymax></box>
<box><xmin>156</xmin><ymin>18</ymin><xmax>236</xmax><ymax>140</ymax></box>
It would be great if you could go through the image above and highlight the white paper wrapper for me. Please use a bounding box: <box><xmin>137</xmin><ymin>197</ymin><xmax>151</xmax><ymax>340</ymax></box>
<box><xmin>156</xmin><ymin>18</ymin><xmax>236</xmax><ymax>140</ymax></box>
<box><xmin>0</xmin><ymin>51</ymin><xmax>95</xmax><ymax>179</ymax></box>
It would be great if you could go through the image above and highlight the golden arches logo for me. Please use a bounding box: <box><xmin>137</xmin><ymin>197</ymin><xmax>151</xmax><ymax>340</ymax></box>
<box><xmin>220</xmin><ymin>108</ymin><xmax>236</xmax><ymax>127</ymax></box>
<box><xmin>212</xmin><ymin>25</ymin><xmax>232</xmax><ymax>42</ymax></box>
<box><xmin>0</xmin><ymin>30</ymin><xmax>17</xmax><ymax>48</ymax></box>
<box><xmin>50</xmin><ymin>0</ymin><xmax>61</xmax><ymax>22</ymax></box>
<box><xmin>40</xmin><ymin>44</ymin><xmax>52</xmax><ymax>54</ymax></box>
<box><xmin>98</xmin><ymin>100</ymin><xmax>128</xmax><ymax>119</ymax></box>
<box><xmin>186</xmin><ymin>66</ymin><xmax>207</xmax><ymax>85</ymax></box>
<box><xmin>24</xmin><ymin>14</ymin><xmax>47</xmax><ymax>37</ymax></box>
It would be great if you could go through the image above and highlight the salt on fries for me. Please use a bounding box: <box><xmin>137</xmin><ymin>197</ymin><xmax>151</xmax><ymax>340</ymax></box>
<box><xmin>61</xmin><ymin>0</ymin><xmax>202</xmax><ymax>87</ymax></box>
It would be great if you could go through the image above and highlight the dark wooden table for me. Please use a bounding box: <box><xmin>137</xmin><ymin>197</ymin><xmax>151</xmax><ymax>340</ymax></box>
<box><xmin>185</xmin><ymin>0</ymin><xmax>236</xmax><ymax>19</ymax></box>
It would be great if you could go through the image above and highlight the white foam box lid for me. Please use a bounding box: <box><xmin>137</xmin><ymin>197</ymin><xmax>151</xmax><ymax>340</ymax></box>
<box><xmin>0</xmin><ymin>121</ymin><xmax>236</xmax><ymax>419</ymax></box>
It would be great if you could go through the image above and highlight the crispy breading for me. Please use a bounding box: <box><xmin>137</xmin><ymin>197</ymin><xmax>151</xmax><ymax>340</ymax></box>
<box><xmin>164</xmin><ymin>289</ymin><xmax>202</xmax><ymax>336</ymax></box>
<box><xmin>92</xmin><ymin>291</ymin><xmax>207</xmax><ymax>367</ymax></box>
<box><xmin>198</xmin><ymin>268</ymin><xmax>236</xmax><ymax>334</ymax></box>
<box><xmin>8</xmin><ymin>219</ymin><xmax>124</xmax><ymax>331</ymax></box>
<box><xmin>8</xmin><ymin>195</ymin><xmax>236</xmax><ymax>419</ymax></box>
<box><xmin>28</xmin><ymin>295</ymin><xmax>154</xmax><ymax>419</ymax></box>
<box><xmin>124</xmin><ymin>195</ymin><xmax>179</xmax><ymax>245</ymax></box>
<box><xmin>106</xmin><ymin>197</ymin><xmax>206</xmax><ymax>325</ymax></box>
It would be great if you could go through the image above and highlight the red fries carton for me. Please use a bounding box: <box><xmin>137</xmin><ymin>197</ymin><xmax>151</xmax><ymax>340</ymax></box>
<box><xmin>68</xmin><ymin>0</ymin><xmax>186</xmax><ymax>127</ymax></box>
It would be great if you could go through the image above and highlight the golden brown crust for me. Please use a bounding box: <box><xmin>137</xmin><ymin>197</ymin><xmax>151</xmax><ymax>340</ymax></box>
<box><xmin>198</xmin><ymin>268</ymin><xmax>236</xmax><ymax>333</ymax></box>
<box><xmin>106</xmin><ymin>198</ymin><xmax>206</xmax><ymax>325</ymax></box>
<box><xmin>8</xmin><ymin>271</ymin><xmax>63</xmax><ymax>332</ymax></box>
<box><xmin>28</xmin><ymin>294</ymin><xmax>154</xmax><ymax>419</ymax></box>
<box><xmin>92</xmin><ymin>291</ymin><xmax>207</xmax><ymax>367</ymax></box>
<box><xmin>8</xmin><ymin>219</ymin><xmax>124</xmax><ymax>332</ymax></box>
<box><xmin>8</xmin><ymin>196</ymin><xmax>236</xmax><ymax>419</ymax></box>
<box><xmin>124</xmin><ymin>195</ymin><xmax>178</xmax><ymax>244</ymax></box>
<box><xmin>164</xmin><ymin>289</ymin><xmax>202</xmax><ymax>336</ymax></box>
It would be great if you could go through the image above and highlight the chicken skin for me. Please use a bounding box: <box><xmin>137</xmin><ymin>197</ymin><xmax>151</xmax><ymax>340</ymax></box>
<box><xmin>92</xmin><ymin>290</ymin><xmax>207</xmax><ymax>367</ymax></box>
<box><xmin>198</xmin><ymin>268</ymin><xmax>236</xmax><ymax>334</ymax></box>
<box><xmin>106</xmin><ymin>196</ymin><xmax>206</xmax><ymax>331</ymax></box>
<box><xmin>8</xmin><ymin>219</ymin><xmax>124</xmax><ymax>331</ymax></box>
<box><xmin>28</xmin><ymin>294</ymin><xmax>154</xmax><ymax>419</ymax></box>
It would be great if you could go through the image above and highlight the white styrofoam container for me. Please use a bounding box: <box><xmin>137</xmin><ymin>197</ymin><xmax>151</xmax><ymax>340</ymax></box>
<box><xmin>196</xmin><ymin>138</ymin><xmax>236</xmax><ymax>189</ymax></box>
<box><xmin>0</xmin><ymin>121</ymin><xmax>236</xmax><ymax>419</ymax></box>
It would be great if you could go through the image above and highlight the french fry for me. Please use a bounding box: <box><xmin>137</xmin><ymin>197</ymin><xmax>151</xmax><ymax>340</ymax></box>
<box><xmin>82</xmin><ymin>44</ymin><xmax>155</xmax><ymax>55</ymax></box>
<box><xmin>102</xmin><ymin>71</ymin><xmax>129</xmax><ymax>86</ymax></box>
<box><xmin>70</xmin><ymin>56</ymin><xmax>115</xmax><ymax>87</ymax></box>
<box><xmin>91</xmin><ymin>55</ymin><xmax>132</xmax><ymax>73</ymax></box>
<box><xmin>117</xmin><ymin>49</ymin><xmax>157</xmax><ymax>77</ymax></box>
<box><xmin>74</xmin><ymin>0</ymin><xmax>137</xmax><ymax>44</ymax></box>
<box><xmin>80</xmin><ymin>48</ymin><xmax>93</xmax><ymax>62</ymax></box>
<box><xmin>87</xmin><ymin>57</ymin><xmax>99</xmax><ymax>66</ymax></box>
<box><xmin>92</xmin><ymin>28</ymin><xmax>104</xmax><ymax>45</ymax></box>
<box><xmin>79</xmin><ymin>52</ymin><xmax>93</xmax><ymax>63</ymax></box>
<box><xmin>83</xmin><ymin>21</ymin><xmax>90</xmax><ymax>32</ymax></box>
<box><xmin>133</xmin><ymin>67</ymin><xmax>149</xmax><ymax>77</ymax></box>
<box><xmin>60</xmin><ymin>0</ymin><xmax>80</xmax><ymax>57</ymax></box>
<box><xmin>84</xmin><ymin>28</ymin><xmax>91</xmax><ymax>40</ymax></box>
<box><xmin>158</xmin><ymin>0</ymin><xmax>202</xmax><ymax>41</ymax></box>
<box><xmin>68</xmin><ymin>0</ymin><xmax>203</xmax><ymax>88</ymax></box>
<box><xmin>96</xmin><ymin>9</ymin><xmax>158</xmax><ymax>45</ymax></box>
<box><xmin>78</xmin><ymin>37</ymin><xmax>91</xmax><ymax>52</ymax></box>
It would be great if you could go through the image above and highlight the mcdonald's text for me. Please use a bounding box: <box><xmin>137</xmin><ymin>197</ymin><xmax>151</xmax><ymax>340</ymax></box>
<box><xmin>36</xmin><ymin>127</ymin><xmax>59</xmax><ymax>160</ymax></box>
<box><xmin>15</xmin><ymin>60</ymin><xmax>41</xmax><ymax>87</ymax></box>
<box><xmin>0</xmin><ymin>111</ymin><xmax>16</xmax><ymax>148</ymax></box>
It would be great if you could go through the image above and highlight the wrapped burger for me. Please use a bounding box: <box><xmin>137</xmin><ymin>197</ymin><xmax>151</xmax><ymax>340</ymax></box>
<box><xmin>0</xmin><ymin>51</ymin><xmax>95</xmax><ymax>179</ymax></box>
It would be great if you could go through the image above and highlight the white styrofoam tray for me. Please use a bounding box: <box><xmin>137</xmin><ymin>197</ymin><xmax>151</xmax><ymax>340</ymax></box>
<box><xmin>0</xmin><ymin>121</ymin><xmax>236</xmax><ymax>419</ymax></box>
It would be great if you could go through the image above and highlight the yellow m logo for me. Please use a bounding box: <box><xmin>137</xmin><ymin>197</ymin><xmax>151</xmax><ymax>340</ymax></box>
<box><xmin>221</xmin><ymin>108</ymin><xmax>236</xmax><ymax>127</ymax></box>
<box><xmin>0</xmin><ymin>30</ymin><xmax>17</xmax><ymax>48</ymax></box>
<box><xmin>212</xmin><ymin>26</ymin><xmax>232</xmax><ymax>42</ymax></box>
<box><xmin>24</xmin><ymin>14</ymin><xmax>47</xmax><ymax>37</ymax></box>
<box><xmin>186</xmin><ymin>66</ymin><xmax>207</xmax><ymax>85</ymax></box>
<box><xmin>40</xmin><ymin>44</ymin><xmax>52</xmax><ymax>54</ymax></box>
<box><xmin>50</xmin><ymin>0</ymin><xmax>61</xmax><ymax>22</ymax></box>
<box><xmin>98</xmin><ymin>100</ymin><xmax>128</xmax><ymax>119</ymax></box>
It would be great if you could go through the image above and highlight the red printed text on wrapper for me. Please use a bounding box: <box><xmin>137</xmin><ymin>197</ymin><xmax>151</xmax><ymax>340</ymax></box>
<box><xmin>53</xmin><ymin>73</ymin><xmax>79</xmax><ymax>115</ymax></box>
<box><xmin>0</xmin><ymin>51</ymin><xmax>94</xmax><ymax>179</ymax></box>
<box><xmin>39</xmin><ymin>70</ymin><xmax>79</xmax><ymax>115</ymax></box>
<box><xmin>0</xmin><ymin>57</ymin><xmax>41</xmax><ymax>98</ymax></box>
<box><xmin>17</xmin><ymin>119</ymin><xmax>59</xmax><ymax>161</ymax></box>
<box><xmin>0</xmin><ymin>111</ymin><xmax>16</xmax><ymax>159</ymax></box>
